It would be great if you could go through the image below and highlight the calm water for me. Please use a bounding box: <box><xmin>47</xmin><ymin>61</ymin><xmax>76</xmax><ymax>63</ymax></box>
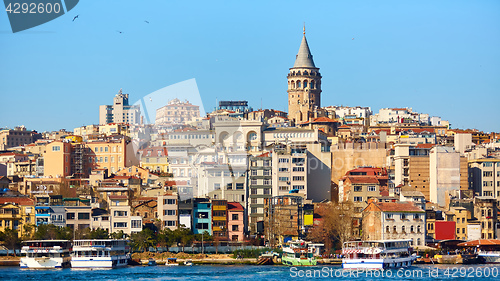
<box><xmin>1</xmin><ymin>264</ymin><xmax>500</xmax><ymax>280</ymax></box>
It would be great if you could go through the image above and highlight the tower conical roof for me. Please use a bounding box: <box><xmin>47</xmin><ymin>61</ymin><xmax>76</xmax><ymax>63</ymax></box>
<box><xmin>293</xmin><ymin>35</ymin><xmax>316</xmax><ymax>68</ymax></box>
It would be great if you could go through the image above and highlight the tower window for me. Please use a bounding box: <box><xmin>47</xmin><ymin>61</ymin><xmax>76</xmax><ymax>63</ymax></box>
<box><xmin>310</xmin><ymin>81</ymin><xmax>315</xmax><ymax>89</ymax></box>
<box><xmin>303</xmin><ymin>80</ymin><xmax>308</xmax><ymax>89</ymax></box>
<box><xmin>297</xmin><ymin>81</ymin><xmax>301</xmax><ymax>88</ymax></box>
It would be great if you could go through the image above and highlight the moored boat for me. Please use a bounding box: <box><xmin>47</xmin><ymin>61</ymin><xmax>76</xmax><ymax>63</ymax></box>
<box><xmin>342</xmin><ymin>239</ymin><xmax>415</xmax><ymax>270</ymax></box>
<box><xmin>20</xmin><ymin>240</ymin><xmax>71</xmax><ymax>269</ymax></box>
<box><xmin>281</xmin><ymin>240</ymin><xmax>317</xmax><ymax>266</ymax></box>
<box><xmin>71</xmin><ymin>239</ymin><xmax>130</xmax><ymax>268</ymax></box>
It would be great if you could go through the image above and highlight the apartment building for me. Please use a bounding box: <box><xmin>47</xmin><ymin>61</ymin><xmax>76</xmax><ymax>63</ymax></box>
<box><xmin>0</xmin><ymin>196</ymin><xmax>35</xmax><ymax>238</ymax></box>
<box><xmin>157</xmin><ymin>192</ymin><xmax>179</xmax><ymax>230</ymax></box>
<box><xmin>155</xmin><ymin>98</ymin><xmax>200</xmax><ymax>125</ymax></box>
<box><xmin>99</xmin><ymin>91</ymin><xmax>140</xmax><ymax>125</ymax></box>
<box><xmin>228</xmin><ymin>202</ymin><xmax>244</xmax><ymax>242</ymax></box>
<box><xmin>362</xmin><ymin>200</ymin><xmax>425</xmax><ymax>247</ymax></box>
<box><xmin>469</xmin><ymin>158</ymin><xmax>500</xmax><ymax>199</ymax></box>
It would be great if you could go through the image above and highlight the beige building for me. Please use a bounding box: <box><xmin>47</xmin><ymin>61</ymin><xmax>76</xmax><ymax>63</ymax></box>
<box><xmin>469</xmin><ymin>158</ymin><xmax>500</xmax><ymax>199</ymax></box>
<box><xmin>362</xmin><ymin>200</ymin><xmax>425</xmax><ymax>247</ymax></box>
<box><xmin>474</xmin><ymin>196</ymin><xmax>497</xmax><ymax>239</ymax></box>
<box><xmin>99</xmin><ymin>91</ymin><xmax>140</xmax><ymax>125</ymax></box>
<box><xmin>0</xmin><ymin>126</ymin><xmax>37</xmax><ymax>150</ymax></box>
<box><xmin>155</xmin><ymin>98</ymin><xmax>200</xmax><ymax>125</ymax></box>
<box><xmin>157</xmin><ymin>192</ymin><xmax>179</xmax><ymax>230</ymax></box>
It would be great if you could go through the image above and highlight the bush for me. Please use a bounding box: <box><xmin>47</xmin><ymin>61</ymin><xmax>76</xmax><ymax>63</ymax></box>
<box><xmin>231</xmin><ymin>248</ymin><xmax>276</xmax><ymax>259</ymax></box>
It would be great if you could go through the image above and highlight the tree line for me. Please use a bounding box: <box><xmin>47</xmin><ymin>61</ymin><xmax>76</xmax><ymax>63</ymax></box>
<box><xmin>0</xmin><ymin>224</ymin><xmax>213</xmax><ymax>256</ymax></box>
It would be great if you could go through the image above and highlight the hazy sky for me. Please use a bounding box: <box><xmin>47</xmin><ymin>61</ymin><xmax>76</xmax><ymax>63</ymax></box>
<box><xmin>1</xmin><ymin>0</ymin><xmax>499</xmax><ymax>132</ymax></box>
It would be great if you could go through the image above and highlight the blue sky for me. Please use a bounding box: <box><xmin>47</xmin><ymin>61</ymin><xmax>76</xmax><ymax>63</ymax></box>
<box><xmin>0</xmin><ymin>0</ymin><xmax>499</xmax><ymax>132</ymax></box>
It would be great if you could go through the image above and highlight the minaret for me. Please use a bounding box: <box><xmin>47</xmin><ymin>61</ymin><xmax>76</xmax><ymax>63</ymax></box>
<box><xmin>287</xmin><ymin>26</ymin><xmax>322</xmax><ymax>124</ymax></box>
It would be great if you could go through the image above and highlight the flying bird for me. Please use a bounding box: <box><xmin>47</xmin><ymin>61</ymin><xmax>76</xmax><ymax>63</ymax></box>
<box><xmin>117</xmin><ymin>30</ymin><xmax>123</xmax><ymax>34</ymax></box>
<box><xmin>144</xmin><ymin>20</ymin><xmax>149</xmax><ymax>24</ymax></box>
<box><xmin>73</xmin><ymin>15</ymin><xmax>79</xmax><ymax>21</ymax></box>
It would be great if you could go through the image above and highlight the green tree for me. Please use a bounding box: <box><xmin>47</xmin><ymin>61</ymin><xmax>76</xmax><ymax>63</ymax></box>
<box><xmin>0</xmin><ymin>228</ymin><xmax>21</xmax><ymax>257</ymax></box>
<box><xmin>110</xmin><ymin>230</ymin><xmax>128</xmax><ymax>239</ymax></box>
<box><xmin>89</xmin><ymin>228</ymin><xmax>109</xmax><ymax>239</ymax></box>
<box><xmin>34</xmin><ymin>224</ymin><xmax>72</xmax><ymax>240</ymax></box>
<box><xmin>130</xmin><ymin>228</ymin><xmax>156</xmax><ymax>252</ymax></box>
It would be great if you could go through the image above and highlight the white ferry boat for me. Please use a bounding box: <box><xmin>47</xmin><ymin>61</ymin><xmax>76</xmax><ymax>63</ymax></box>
<box><xmin>342</xmin><ymin>239</ymin><xmax>415</xmax><ymax>269</ymax></box>
<box><xmin>71</xmin><ymin>239</ymin><xmax>130</xmax><ymax>268</ymax></box>
<box><xmin>20</xmin><ymin>240</ymin><xmax>71</xmax><ymax>269</ymax></box>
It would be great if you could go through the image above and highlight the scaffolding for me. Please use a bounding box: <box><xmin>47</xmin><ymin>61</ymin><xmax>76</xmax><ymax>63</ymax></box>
<box><xmin>73</xmin><ymin>143</ymin><xmax>84</xmax><ymax>178</ymax></box>
<box><xmin>266</xmin><ymin>195</ymin><xmax>303</xmax><ymax>248</ymax></box>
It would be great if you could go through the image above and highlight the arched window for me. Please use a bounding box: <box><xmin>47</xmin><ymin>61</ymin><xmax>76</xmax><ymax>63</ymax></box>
<box><xmin>297</xmin><ymin>81</ymin><xmax>301</xmax><ymax>88</ymax></box>
<box><xmin>297</xmin><ymin>71</ymin><xmax>301</xmax><ymax>75</ymax></box>
<box><xmin>417</xmin><ymin>225</ymin><xmax>421</xmax><ymax>233</ymax></box>
<box><xmin>402</xmin><ymin>226</ymin><xmax>406</xmax><ymax>233</ymax></box>
<box><xmin>310</xmin><ymin>80</ymin><xmax>315</xmax><ymax>89</ymax></box>
<box><xmin>303</xmin><ymin>71</ymin><xmax>308</xmax><ymax>75</ymax></box>
<box><xmin>393</xmin><ymin>226</ymin><xmax>397</xmax><ymax>233</ymax></box>
<box><xmin>410</xmin><ymin>225</ymin><xmax>414</xmax><ymax>233</ymax></box>
<box><xmin>417</xmin><ymin>238</ymin><xmax>421</xmax><ymax>246</ymax></box>
<box><xmin>386</xmin><ymin>226</ymin><xmax>390</xmax><ymax>233</ymax></box>
<box><xmin>291</xmin><ymin>81</ymin><xmax>295</xmax><ymax>89</ymax></box>
<box><xmin>303</xmin><ymin>80</ymin><xmax>307</xmax><ymax>89</ymax></box>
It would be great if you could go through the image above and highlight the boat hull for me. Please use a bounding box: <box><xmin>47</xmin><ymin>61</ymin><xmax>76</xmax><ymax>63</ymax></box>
<box><xmin>20</xmin><ymin>257</ymin><xmax>71</xmax><ymax>269</ymax></box>
<box><xmin>71</xmin><ymin>256</ymin><xmax>129</xmax><ymax>268</ymax></box>
<box><xmin>282</xmin><ymin>256</ymin><xmax>317</xmax><ymax>266</ymax></box>
<box><xmin>479</xmin><ymin>254</ymin><xmax>500</xmax><ymax>264</ymax></box>
<box><xmin>342</xmin><ymin>256</ymin><xmax>415</xmax><ymax>270</ymax></box>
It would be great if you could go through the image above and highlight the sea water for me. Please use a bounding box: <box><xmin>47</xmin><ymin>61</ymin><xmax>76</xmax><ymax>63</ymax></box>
<box><xmin>1</xmin><ymin>264</ymin><xmax>499</xmax><ymax>280</ymax></box>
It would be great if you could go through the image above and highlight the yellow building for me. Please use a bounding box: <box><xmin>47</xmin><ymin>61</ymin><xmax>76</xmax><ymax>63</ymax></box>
<box><xmin>42</xmin><ymin>138</ymin><xmax>139</xmax><ymax>178</ymax></box>
<box><xmin>0</xmin><ymin>197</ymin><xmax>35</xmax><ymax>238</ymax></box>
<box><xmin>138</xmin><ymin>147</ymin><xmax>169</xmax><ymax>174</ymax></box>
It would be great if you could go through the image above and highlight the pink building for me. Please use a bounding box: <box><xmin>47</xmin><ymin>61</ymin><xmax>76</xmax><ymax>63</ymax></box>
<box><xmin>228</xmin><ymin>202</ymin><xmax>244</xmax><ymax>242</ymax></box>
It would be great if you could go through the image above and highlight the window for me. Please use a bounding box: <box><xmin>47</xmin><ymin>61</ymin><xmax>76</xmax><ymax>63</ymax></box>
<box><xmin>66</xmin><ymin>213</ymin><xmax>75</xmax><ymax>220</ymax></box>
<box><xmin>414</xmin><ymin>214</ymin><xmax>420</xmax><ymax>220</ymax></box>
<box><xmin>196</xmin><ymin>222</ymin><xmax>208</xmax><ymax>229</ymax></box>
<box><xmin>52</xmin><ymin>146</ymin><xmax>60</xmax><ymax>151</ymax></box>
<box><xmin>251</xmin><ymin>170</ymin><xmax>257</xmax><ymax>176</ymax></box>
<box><xmin>164</xmin><ymin>210</ymin><xmax>176</xmax><ymax>216</ymax></box>
<box><xmin>131</xmin><ymin>220</ymin><xmax>141</xmax><ymax>229</ymax></box>
<box><xmin>78</xmin><ymin>213</ymin><xmax>90</xmax><ymax>220</ymax></box>
<box><xmin>368</xmin><ymin>186</ymin><xmax>376</xmax><ymax>192</ymax></box>
<box><xmin>292</xmin><ymin>167</ymin><xmax>304</xmax><ymax>172</ymax></box>
<box><xmin>113</xmin><ymin>222</ymin><xmax>127</xmax><ymax>228</ymax></box>
<box><xmin>226</xmin><ymin>183</ymin><xmax>232</xmax><ymax>190</ymax></box>
<box><xmin>292</xmin><ymin>176</ymin><xmax>304</xmax><ymax>181</ymax></box>
<box><xmin>279</xmin><ymin>158</ymin><xmax>289</xmax><ymax>163</ymax></box>
<box><xmin>232</xmin><ymin>225</ymin><xmax>239</xmax><ymax>231</ymax></box>
<box><xmin>251</xmin><ymin>179</ymin><xmax>257</xmax><ymax>185</ymax></box>
<box><xmin>279</xmin><ymin>177</ymin><xmax>289</xmax><ymax>182</ymax></box>
<box><xmin>410</xmin><ymin>225</ymin><xmax>414</xmax><ymax>233</ymax></box>
<box><xmin>386</xmin><ymin>226</ymin><xmax>390</xmax><ymax>233</ymax></box>
<box><xmin>483</xmin><ymin>162</ymin><xmax>493</xmax><ymax>167</ymax></box>
<box><xmin>164</xmin><ymin>199</ymin><xmax>176</xmax><ymax>205</ymax></box>
<box><xmin>236</xmin><ymin>183</ymin><xmax>244</xmax><ymax>190</ymax></box>
<box><xmin>402</xmin><ymin>226</ymin><xmax>406</xmax><ymax>233</ymax></box>
<box><xmin>417</xmin><ymin>225</ymin><xmax>421</xmax><ymax>233</ymax></box>
<box><xmin>353</xmin><ymin>196</ymin><xmax>363</xmax><ymax>202</ymax></box>
<box><xmin>114</xmin><ymin>211</ymin><xmax>128</xmax><ymax>217</ymax></box>
<box><xmin>386</xmin><ymin>213</ymin><xmax>393</xmax><ymax>219</ymax></box>
<box><xmin>279</xmin><ymin>167</ymin><xmax>289</xmax><ymax>172</ymax></box>
<box><xmin>401</xmin><ymin>214</ymin><xmax>407</xmax><ymax>220</ymax></box>
<box><xmin>483</xmin><ymin>171</ymin><xmax>493</xmax><ymax>177</ymax></box>
<box><xmin>263</xmin><ymin>179</ymin><xmax>271</xmax><ymax>185</ymax></box>
<box><xmin>214</xmin><ymin>183</ymin><xmax>221</xmax><ymax>190</ymax></box>
<box><xmin>353</xmin><ymin>186</ymin><xmax>362</xmax><ymax>192</ymax></box>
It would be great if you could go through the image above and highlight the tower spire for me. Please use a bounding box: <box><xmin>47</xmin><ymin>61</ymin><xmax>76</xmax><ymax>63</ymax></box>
<box><xmin>303</xmin><ymin>23</ymin><xmax>305</xmax><ymax>35</ymax></box>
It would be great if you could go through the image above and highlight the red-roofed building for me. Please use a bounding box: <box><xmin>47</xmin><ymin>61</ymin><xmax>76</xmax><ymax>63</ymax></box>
<box><xmin>339</xmin><ymin>167</ymin><xmax>389</xmax><ymax>238</ymax></box>
<box><xmin>362</xmin><ymin>200</ymin><xmax>425</xmax><ymax>247</ymax></box>
<box><xmin>0</xmin><ymin>196</ymin><xmax>35</xmax><ymax>237</ymax></box>
<box><xmin>228</xmin><ymin>202</ymin><xmax>244</xmax><ymax>242</ymax></box>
